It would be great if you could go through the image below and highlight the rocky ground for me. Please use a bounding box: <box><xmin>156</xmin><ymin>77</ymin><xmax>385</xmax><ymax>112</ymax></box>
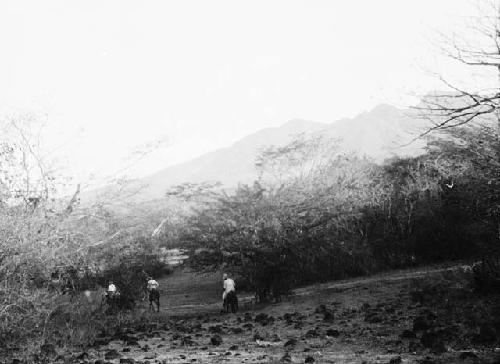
<box><xmin>9</xmin><ymin>266</ymin><xmax>500</xmax><ymax>364</ymax></box>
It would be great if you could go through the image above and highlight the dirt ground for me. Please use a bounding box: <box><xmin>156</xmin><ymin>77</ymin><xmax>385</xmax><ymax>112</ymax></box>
<box><xmin>22</xmin><ymin>266</ymin><xmax>500</xmax><ymax>363</ymax></box>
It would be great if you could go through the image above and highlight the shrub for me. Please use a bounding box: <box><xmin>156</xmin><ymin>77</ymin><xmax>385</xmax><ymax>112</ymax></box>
<box><xmin>472</xmin><ymin>259</ymin><xmax>500</xmax><ymax>293</ymax></box>
<box><xmin>96</xmin><ymin>251</ymin><xmax>172</xmax><ymax>309</ymax></box>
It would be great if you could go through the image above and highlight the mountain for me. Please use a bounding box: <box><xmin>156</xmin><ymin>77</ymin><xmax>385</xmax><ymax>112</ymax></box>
<box><xmin>82</xmin><ymin>104</ymin><xmax>429</xmax><ymax>204</ymax></box>
<box><xmin>320</xmin><ymin>104</ymin><xmax>427</xmax><ymax>161</ymax></box>
<box><xmin>138</xmin><ymin>119</ymin><xmax>327</xmax><ymax>198</ymax></box>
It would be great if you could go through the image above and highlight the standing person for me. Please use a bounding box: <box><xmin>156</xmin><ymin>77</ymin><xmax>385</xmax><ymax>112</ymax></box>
<box><xmin>147</xmin><ymin>276</ymin><xmax>160</xmax><ymax>312</ymax></box>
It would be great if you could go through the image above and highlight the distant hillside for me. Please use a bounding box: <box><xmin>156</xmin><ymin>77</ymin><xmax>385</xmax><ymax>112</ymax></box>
<box><xmin>82</xmin><ymin>104</ymin><xmax>429</xmax><ymax>204</ymax></box>
<box><xmin>137</xmin><ymin>119</ymin><xmax>326</xmax><ymax>199</ymax></box>
<box><xmin>320</xmin><ymin>104</ymin><xmax>427</xmax><ymax>161</ymax></box>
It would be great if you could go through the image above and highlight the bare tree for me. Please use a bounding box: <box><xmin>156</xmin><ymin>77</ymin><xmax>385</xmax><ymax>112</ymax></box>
<box><xmin>417</xmin><ymin>0</ymin><xmax>500</xmax><ymax>136</ymax></box>
<box><xmin>415</xmin><ymin>1</ymin><xmax>500</xmax><ymax>282</ymax></box>
<box><xmin>0</xmin><ymin>112</ymin><xmax>60</xmax><ymax>208</ymax></box>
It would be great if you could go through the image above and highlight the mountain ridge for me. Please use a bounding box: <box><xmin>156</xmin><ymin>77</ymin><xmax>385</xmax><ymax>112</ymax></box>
<box><xmin>82</xmin><ymin>104</ymin><xmax>428</xmax><ymax>204</ymax></box>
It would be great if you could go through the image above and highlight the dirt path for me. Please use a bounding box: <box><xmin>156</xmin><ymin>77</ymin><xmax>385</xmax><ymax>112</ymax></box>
<box><xmin>162</xmin><ymin>264</ymin><xmax>465</xmax><ymax>315</ymax></box>
<box><xmin>70</xmin><ymin>264</ymin><xmax>500</xmax><ymax>364</ymax></box>
<box><xmin>294</xmin><ymin>264</ymin><xmax>468</xmax><ymax>296</ymax></box>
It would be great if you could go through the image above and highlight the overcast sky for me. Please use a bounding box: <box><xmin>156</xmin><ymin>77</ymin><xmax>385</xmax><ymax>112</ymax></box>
<box><xmin>0</xmin><ymin>0</ymin><xmax>479</xmax><ymax>189</ymax></box>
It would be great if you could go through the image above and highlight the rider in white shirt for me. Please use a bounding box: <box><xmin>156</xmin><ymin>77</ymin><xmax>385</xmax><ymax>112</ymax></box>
<box><xmin>107</xmin><ymin>281</ymin><xmax>117</xmax><ymax>297</ymax></box>
<box><xmin>222</xmin><ymin>273</ymin><xmax>235</xmax><ymax>301</ymax></box>
<box><xmin>147</xmin><ymin>277</ymin><xmax>159</xmax><ymax>292</ymax></box>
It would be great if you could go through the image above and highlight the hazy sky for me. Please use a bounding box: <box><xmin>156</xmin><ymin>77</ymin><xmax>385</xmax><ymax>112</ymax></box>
<box><xmin>0</xmin><ymin>0</ymin><xmax>479</xmax><ymax>189</ymax></box>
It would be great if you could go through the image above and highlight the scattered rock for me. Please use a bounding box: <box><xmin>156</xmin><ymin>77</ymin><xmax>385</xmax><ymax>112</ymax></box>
<box><xmin>270</xmin><ymin>333</ymin><xmax>281</xmax><ymax>342</ymax></box>
<box><xmin>232</xmin><ymin>327</ymin><xmax>244</xmax><ymax>334</ymax></box>
<box><xmin>410</xmin><ymin>289</ymin><xmax>426</xmax><ymax>304</ymax></box>
<box><xmin>304</xmin><ymin>329</ymin><xmax>319</xmax><ymax>339</ymax></box>
<box><xmin>387</xmin><ymin>339</ymin><xmax>402</xmax><ymax>347</ymax></box>
<box><xmin>284</xmin><ymin>338</ymin><xmax>298</xmax><ymax>348</ymax></box>
<box><xmin>474</xmin><ymin>323</ymin><xmax>497</xmax><ymax>344</ymax></box>
<box><xmin>420</xmin><ymin>332</ymin><xmax>447</xmax><ymax>354</ymax></box>
<box><xmin>419</xmin><ymin>357</ymin><xmax>438</xmax><ymax>364</ymax></box>
<box><xmin>255</xmin><ymin>313</ymin><xmax>274</xmax><ymax>326</ymax></box>
<box><xmin>386</xmin><ymin>307</ymin><xmax>396</xmax><ymax>314</ymax></box>
<box><xmin>172</xmin><ymin>333</ymin><xmax>182</xmax><ymax>340</ymax></box>
<box><xmin>243</xmin><ymin>323</ymin><xmax>254</xmax><ymax>330</ymax></box>
<box><xmin>253</xmin><ymin>332</ymin><xmax>265</xmax><ymax>341</ymax></box>
<box><xmin>229</xmin><ymin>345</ymin><xmax>239</xmax><ymax>350</ymax></box>
<box><xmin>75</xmin><ymin>352</ymin><xmax>89</xmax><ymax>360</ymax></box>
<box><xmin>459</xmin><ymin>351</ymin><xmax>479</xmax><ymax>360</ymax></box>
<box><xmin>305</xmin><ymin>356</ymin><xmax>315</xmax><ymax>363</ymax></box>
<box><xmin>283</xmin><ymin>313</ymin><xmax>294</xmax><ymax>322</ymax></box>
<box><xmin>315</xmin><ymin>304</ymin><xmax>327</xmax><ymax>314</ymax></box>
<box><xmin>323</xmin><ymin>310</ymin><xmax>334</xmax><ymax>322</ymax></box>
<box><xmin>255</xmin><ymin>313</ymin><xmax>268</xmax><ymax>322</ymax></box>
<box><xmin>181</xmin><ymin>335</ymin><xmax>195</xmax><ymax>346</ymax></box>
<box><xmin>326</xmin><ymin>329</ymin><xmax>340</xmax><ymax>337</ymax></box>
<box><xmin>104</xmin><ymin>349</ymin><xmax>121</xmax><ymax>360</ymax></box>
<box><xmin>388</xmin><ymin>356</ymin><xmax>402</xmax><ymax>364</ymax></box>
<box><xmin>209</xmin><ymin>325</ymin><xmax>223</xmax><ymax>334</ymax></box>
<box><xmin>126</xmin><ymin>339</ymin><xmax>139</xmax><ymax>346</ymax></box>
<box><xmin>210</xmin><ymin>334</ymin><xmax>222</xmax><ymax>346</ymax></box>
<box><xmin>408</xmin><ymin>340</ymin><xmax>422</xmax><ymax>353</ymax></box>
<box><xmin>119</xmin><ymin>359</ymin><xmax>135</xmax><ymax>364</ymax></box>
<box><xmin>281</xmin><ymin>352</ymin><xmax>292</xmax><ymax>362</ymax></box>
<box><xmin>175</xmin><ymin>321</ymin><xmax>192</xmax><ymax>333</ymax></box>
<box><xmin>365</xmin><ymin>311</ymin><xmax>383</xmax><ymax>323</ymax></box>
<box><xmin>413</xmin><ymin>315</ymin><xmax>431</xmax><ymax>331</ymax></box>
<box><xmin>191</xmin><ymin>323</ymin><xmax>202</xmax><ymax>331</ymax></box>
<box><xmin>400</xmin><ymin>329</ymin><xmax>416</xmax><ymax>339</ymax></box>
<box><xmin>40</xmin><ymin>344</ymin><xmax>57</xmax><ymax>357</ymax></box>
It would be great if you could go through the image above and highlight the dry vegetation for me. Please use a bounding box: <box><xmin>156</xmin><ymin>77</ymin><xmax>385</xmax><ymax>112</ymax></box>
<box><xmin>2</xmin><ymin>115</ymin><xmax>500</xmax><ymax>363</ymax></box>
<box><xmin>3</xmin><ymin>2</ymin><xmax>500</xmax><ymax>361</ymax></box>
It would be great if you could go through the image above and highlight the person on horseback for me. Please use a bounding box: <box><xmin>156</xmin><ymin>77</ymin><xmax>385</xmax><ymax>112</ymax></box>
<box><xmin>147</xmin><ymin>276</ymin><xmax>160</xmax><ymax>312</ymax></box>
<box><xmin>222</xmin><ymin>273</ymin><xmax>237</xmax><ymax>312</ymax></box>
<box><xmin>107</xmin><ymin>281</ymin><xmax>117</xmax><ymax>297</ymax></box>
<box><xmin>147</xmin><ymin>276</ymin><xmax>159</xmax><ymax>292</ymax></box>
<box><xmin>103</xmin><ymin>281</ymin><xmax>120</xmax><ymax>312</ymax></box>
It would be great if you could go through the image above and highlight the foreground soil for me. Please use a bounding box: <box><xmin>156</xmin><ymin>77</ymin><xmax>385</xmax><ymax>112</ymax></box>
<box><xmin>13</xmin><ymin>266</ymin><xmax>500</xmax><ymax>363</ymax></box>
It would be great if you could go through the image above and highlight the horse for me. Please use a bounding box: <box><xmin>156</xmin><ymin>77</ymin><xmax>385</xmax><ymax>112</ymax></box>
<box><xmin>223</xmin><ymin>290</ymin><xmax>238</xmax><ymax>313</ymax></box>
<box><xmin>102</xmin><ymin>291</ymin><xmax>121</xmax><ymax>314</ymax></box>
<box><xmin>48</xmin><ymin>272</ymin><xmax>79</xmax><ymax>301</ymax></box>
<box><xmin>102</xmin><ymin>287</ymin><xmax>127</xmax><ymax>313</ymax></box>
<box><xmin>148</xmin><ymin>289</ymin><xmax>160</xmax><ymax>312</ymax></box>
